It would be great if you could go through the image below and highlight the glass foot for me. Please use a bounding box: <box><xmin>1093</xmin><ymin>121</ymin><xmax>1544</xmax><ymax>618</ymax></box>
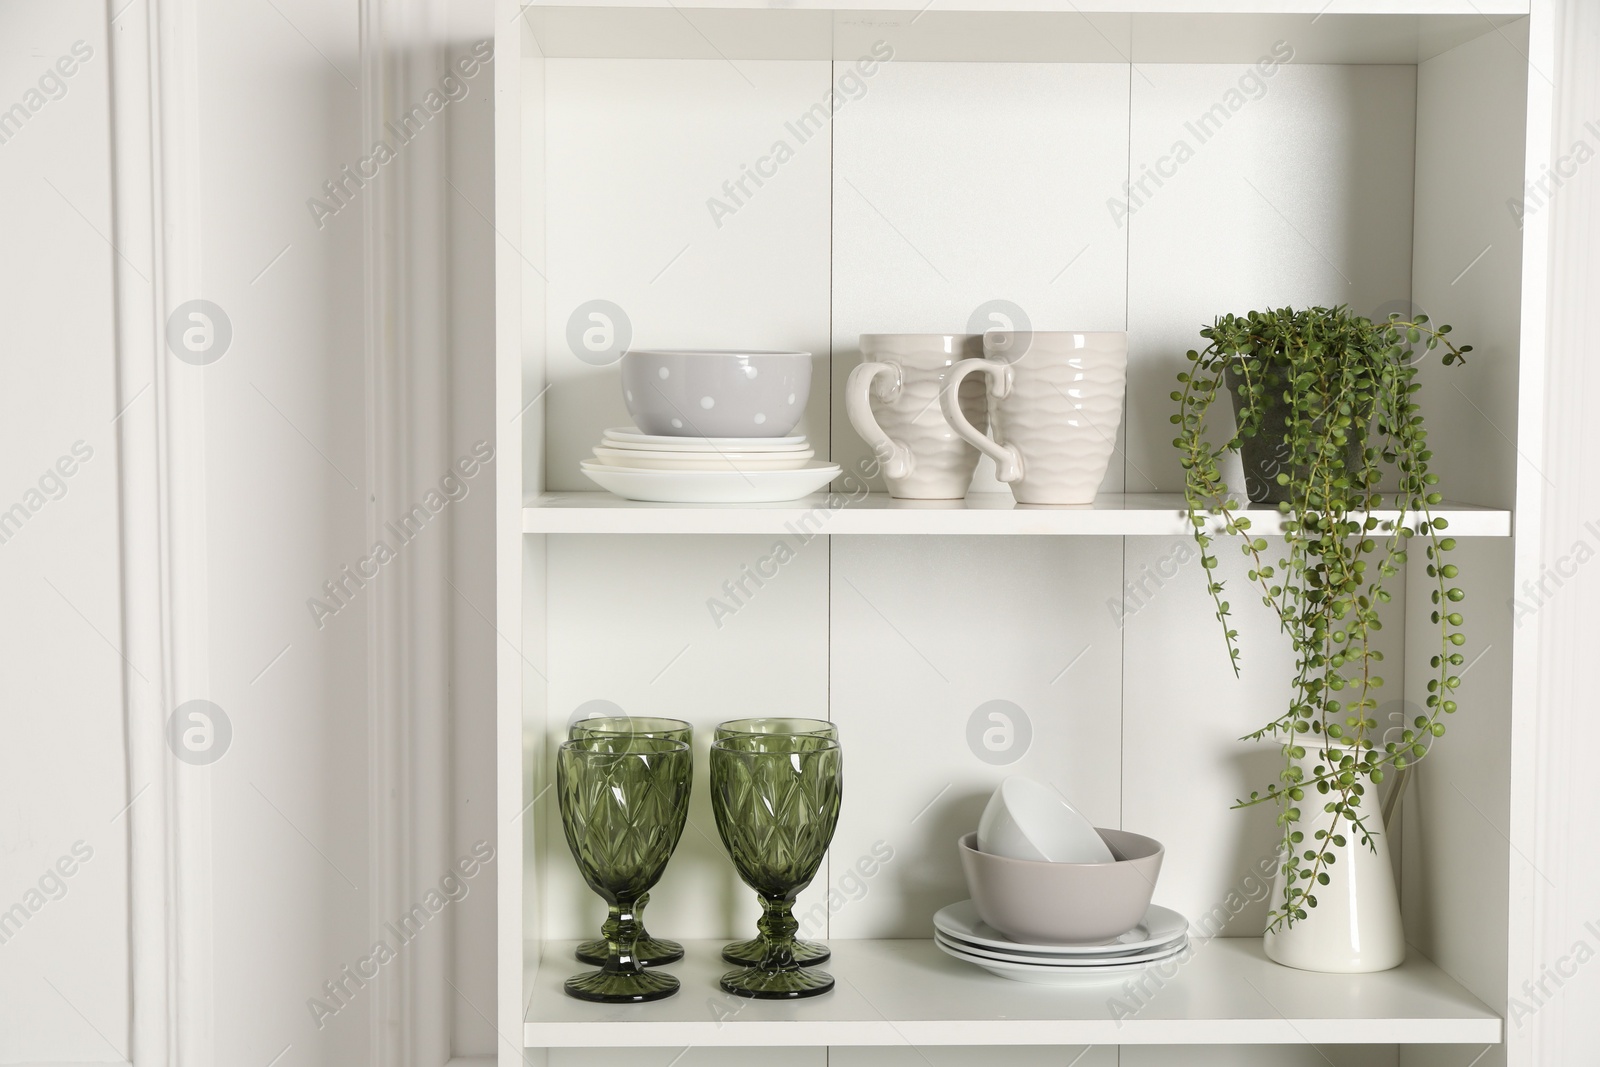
<box><xmin>722</xmin><ymin>936</ymin><xmax>830</xmax><ymax>968</ymax></box>
<box><xmin>564</xmin><ymin>967</ymin><xmax>680</xmax><ymax>1003</ymax></box>
<box><xmin>719</xmin><ymin>964</ymin><xmax>835</xmax><ymax>1000</ymax></box>
<box><xmin>576</xmin><ymin>935</ymin><xmax>683</xmax><ymax>968</ymax></box>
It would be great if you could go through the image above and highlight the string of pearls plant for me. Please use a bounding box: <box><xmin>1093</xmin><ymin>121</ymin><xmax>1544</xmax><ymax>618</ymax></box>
<box><xmin>1172</xmin><ymin>306</ymin><xmax>1472</xmax><ymax>931</ymax></box>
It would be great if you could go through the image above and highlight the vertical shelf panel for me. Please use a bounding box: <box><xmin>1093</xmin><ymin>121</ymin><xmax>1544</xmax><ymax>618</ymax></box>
<box><xmin>1123</xmin><ymin>61</ymin><xmax>1419</xmax><ymax>493</ymax></box>
<box><xmin>543</xmin><ymin>58</ymin><xmax>834</xmax><ymax>491</ymax></box>
<box><xmin>544</xmin><ymin>534</ymin><xmax>833</xmax><ymax>941</ymax></box>
<box><xmin>1119</xmin><ymin>57</ymin><xmax>1418</xmax><ymax>939</ymax></box>
<box><xmin>827</xmin><ymin>536</ymin><xmax>1125</xmax><ymax>938</ymax></box>
<box><xmin>829</xmin><ymin>60</ymin><xmax>1132</xmax><ymax>495</ymax></box>
<box><xmin>1403</xmin><ymin>18</ymin><xmax>1530</xmax><ymax>1043</ymax></box>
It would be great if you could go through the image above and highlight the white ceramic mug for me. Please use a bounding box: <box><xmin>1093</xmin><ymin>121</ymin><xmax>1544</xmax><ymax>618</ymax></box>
<box><xmin>846</xmin><ymin>334</ymin><xmax>987</xmax><ymax>499</ymax></box>
<box><xmin>940</xmin><ymin>331</ymin><xmax>1127</xmax><ymax>505</ymax></box>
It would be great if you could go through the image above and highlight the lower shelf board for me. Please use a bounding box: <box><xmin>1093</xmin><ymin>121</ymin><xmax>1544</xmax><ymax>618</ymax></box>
<box><xmin>522</xmin><ymin>937</ymin><xmax>1502</xmax><ymax>1048</ymax></box>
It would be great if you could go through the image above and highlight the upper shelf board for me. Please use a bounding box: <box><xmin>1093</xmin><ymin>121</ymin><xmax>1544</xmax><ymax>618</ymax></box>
<box><xmin>517</xmin><ymin>5</ymin><xmax>1527</xmax><ymax>64</ymax></box>
<box><xmin>523</xmin><ymin>491</ymin><xmax>1512</xmax><ymax>536</ymax></box>
<box><xmin>523</xmin><ymin>938</ymin><xmax>1503</xmax><ymax>1047</ymax></box>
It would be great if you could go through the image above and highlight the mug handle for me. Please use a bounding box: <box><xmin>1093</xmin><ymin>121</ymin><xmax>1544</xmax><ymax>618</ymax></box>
<box><xmin>846</xmin><ymin>361</ymin><xmax>914</xmax><ymax>480</ymax></box>
<box><xmin>941</xmin><ymin>358</ymin><xmax>1023</xmax><ymax>483</ymax></box>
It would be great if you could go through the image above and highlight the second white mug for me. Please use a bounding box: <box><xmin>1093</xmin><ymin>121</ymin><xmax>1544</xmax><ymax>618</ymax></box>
<box><xmin>940</xmin><ymin>331</ymin><xmax>1127</xmax><ymax>505</ymax></box>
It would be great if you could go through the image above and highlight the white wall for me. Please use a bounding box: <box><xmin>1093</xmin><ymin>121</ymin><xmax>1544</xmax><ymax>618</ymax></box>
<box><xmin>0</xmin><ymin>2</ymin><xmax>127</xmax><ymax>1062</ymax></box>
<box><xmin>1</xmin><ymin>0</ymin><xmax>498</xmax><ymax>1064</ymax></box>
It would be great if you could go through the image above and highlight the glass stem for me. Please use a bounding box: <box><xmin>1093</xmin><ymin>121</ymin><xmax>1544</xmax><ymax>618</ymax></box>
<box><xmin>756</xmin><ymin>896</ymin><xmax>800</xmax><ymax>971</ymax></box>
<box><xmin>599</xmin><ymin>891</ymin><xmax>652</xmax><ymax>946</ymax></box>
<box><xmin>602</xmin><ymin>898</ymin><xmax>644</xmax><ymax>975</ymax></box>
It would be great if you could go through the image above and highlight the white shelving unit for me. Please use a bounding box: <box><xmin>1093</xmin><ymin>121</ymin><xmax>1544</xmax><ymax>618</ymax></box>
<box><xmin>495</xmin><ymin>2</ymin><xmax>1549</xmax><ymax>1064</ymax></box>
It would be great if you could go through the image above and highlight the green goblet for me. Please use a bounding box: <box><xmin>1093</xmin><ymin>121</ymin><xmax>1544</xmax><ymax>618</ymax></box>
<box><xmin>710</xmin><ymin>733</ymin><xmax>843</xmax><ymax>999</ymax></box>
<box><xmin>568</xmin><ymin>715</ymin><xmax>693</xmax><ymax>968</ymax></box>
<box><xmin>557</xmin><ymin>735</ymin><xmax>692</xmax><ymax>1003</ymax></box>
<box><xmin>713</xmin><ymin>718</ymin><xmax>838</xmax><ymax>968</ymax></box>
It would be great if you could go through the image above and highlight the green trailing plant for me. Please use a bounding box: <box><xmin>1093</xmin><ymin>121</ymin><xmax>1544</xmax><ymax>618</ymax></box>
<box><xmin>1172</xmin><ymin>306</ymin><xmax>1472</xmax><ymax>931</ymax></box>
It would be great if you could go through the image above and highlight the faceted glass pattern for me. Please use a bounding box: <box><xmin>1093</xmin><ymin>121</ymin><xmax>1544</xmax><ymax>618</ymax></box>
<box><xmin>710</xmin><ymin>734</ymin><xmax>843</xmax><ymax>998</ymax></box>
<box><xmin>713</xmin><ymin>718</ymin><xmax>838</xmax><ymax>968</ymax></box>
<box><xmin>557</xmin><ymin>735</ymin><xmax>692</xmax><ymax>1002</ymax></box>
<box><xmin>568</xmin><ymin>715</ymin><xmax>694</xmax><ymax>967</ymax></box>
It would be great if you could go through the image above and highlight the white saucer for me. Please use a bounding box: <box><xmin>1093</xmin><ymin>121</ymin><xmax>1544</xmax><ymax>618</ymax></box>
<box><xmin>581</xmin><ymin>460</ymin><xmax>840</xmax><ymax>503</ymax></box>
<box><xmin>932</xmin><ymin>900</ymin><xmax>1188</xmax><ymax>956</ymax></box>
<box><xmin>603</xmin><ymin>427</ymin><xmax>808</xmax><ymax>452</ymax></box>
<box><xmin>937</xmin><ymin>936</ymin><xmax>1195</xmax><ymax>985</ymax></box>
<box><xmin>934</xmin><ymin>930</ymin><xmax>1189</xmax><ymax>967</ymax></box>
<box><xmin>591</xmin><ymin>445</ymin><xmax>815</xmax><ymax>471</ymax></box>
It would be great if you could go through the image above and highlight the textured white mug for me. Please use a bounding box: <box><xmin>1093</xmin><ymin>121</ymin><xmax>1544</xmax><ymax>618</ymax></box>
<box><xmin>941</xmin><ymin>331</ymin><xmax>1127</xmax><ymax>505</ymax></box>
<box><xmin>846</xmin><ymin>334</ymin><xmax>987</xmax><ymax>499</ymax></box>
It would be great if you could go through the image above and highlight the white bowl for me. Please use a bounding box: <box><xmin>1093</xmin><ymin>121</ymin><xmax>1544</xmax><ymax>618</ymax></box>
<box><xmin>620</xmin><ymin>350</ymin><xmax>812</xmax><ymax>437</ymax></box>
<box><xmin>977</xmin><ymin>777</ymin><xmax>1114</xmax><ymax>864</ymax></box>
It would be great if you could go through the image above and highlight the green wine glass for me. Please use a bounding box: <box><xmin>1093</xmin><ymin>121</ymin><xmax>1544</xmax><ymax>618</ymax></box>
<box><xmin>710</xmin><ymin>733</ymin><xmax>843</xmax><ymax>999</ymax></box>
<box><xmin>568</xmin><ymin>715</ymin><xmax>693</xmax><ymax>968</ymax></box>
<box><xmin>713</xmin><ymin>718</ymin><xmax>837</xmax><ymax>968</ymax></box>
<box><xmin>557</xmin><ymin>735</ymin><xmax>692</xmax><ymax>1003</ymax></box>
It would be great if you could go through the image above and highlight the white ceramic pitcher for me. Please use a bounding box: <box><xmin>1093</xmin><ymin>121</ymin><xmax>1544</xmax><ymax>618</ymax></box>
<box><xmin>1262</xmin><ymin>743</ymin><xmax>1405</xmax><ymax>973</ymax></box>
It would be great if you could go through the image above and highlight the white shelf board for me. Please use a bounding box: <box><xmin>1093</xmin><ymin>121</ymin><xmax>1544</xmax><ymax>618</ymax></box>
<box><xmin>520</xmin><ymin>6</ymin><xmax>1525</xmax><ymax>63</ymax></box>
<box><xmin>521</xmin><ymin>1</ymin><xmax>1528</xmax><ymax>13</ymax></box>
<box><xmin>523</xmin><ymin>491</ymin><xmax>1512</xmax><ymax>536</ymax></box>
<box><xmin>523</xmin><ymin>938</ymin><xmax>1503</xmax><ymax>1047</ymax></box>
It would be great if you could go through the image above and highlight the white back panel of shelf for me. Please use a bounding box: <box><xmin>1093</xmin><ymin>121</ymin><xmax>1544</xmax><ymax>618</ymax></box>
<box><xmin>826</xmin><ymin>535</ymin><xmax>1125</xmax><ymax>937</ymax></box>
<box><xmin>544</xmin><ymin>534</ymin><xmax>832</xmax><ymax>939</ymax></box>
<box><xmin>829</xmin><ymin>60</ymin><xmax>1131</xmax><ymax>496</ymax></box>
<box><xmin>1121</xmin><ymin>535</ymin><xmax>1408</xmax><ymax>936</ymax></box>
<box><xmin>543</xmin><ymin>59</ymin><xmax>834</xmax><ymax>492</ymax></box>
<box><xmin>1124</xmin><ymin>62</ymin><xmax>1418</xmax><ymax>493</ymax></box>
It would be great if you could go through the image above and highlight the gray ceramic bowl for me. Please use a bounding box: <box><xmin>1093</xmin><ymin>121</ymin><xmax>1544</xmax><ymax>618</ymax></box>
<box><xmin>957</xmin><ymin>829</ymin><xmax>1163</xmax><ymax>946</ymax></box>
<box><xmin>620</xmin><ymin>349</ymin><xmax>812</xmax><ymax>437</ymax></box>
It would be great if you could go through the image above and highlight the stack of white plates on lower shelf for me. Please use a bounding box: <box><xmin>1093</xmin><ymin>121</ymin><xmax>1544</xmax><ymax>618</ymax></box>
<box><xmin>581</xmin><ymin>428</ymin><xmax>841</xmax><ymax>503</ymax></box>
<box><xmin>933</xmin><ymin>900</ymin><xmax>1191</xmax><ymax>985</ymax></box>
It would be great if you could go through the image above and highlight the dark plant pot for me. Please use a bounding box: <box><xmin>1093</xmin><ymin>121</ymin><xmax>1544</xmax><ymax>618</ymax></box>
<box><xmin>1224</xmin><ymin>361</ymin><xmax>1363</xmax><ymax>505</ymax></box>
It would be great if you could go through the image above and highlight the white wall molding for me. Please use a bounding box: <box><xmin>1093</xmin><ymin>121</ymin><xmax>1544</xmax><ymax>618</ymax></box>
<box><xmin>108</xmin><ymin>0</ymin><xmax>213</xmax><ymax>1061</ymax></box>
<box><xmin>361</xmin><ymin>1</ymin><xmax>463</xmax><ymax>1064</ymax></box>
<box><xmin>112</xmin><ymin>0</ymin><xmax>472</xmax><ymax>1062</ymax></box>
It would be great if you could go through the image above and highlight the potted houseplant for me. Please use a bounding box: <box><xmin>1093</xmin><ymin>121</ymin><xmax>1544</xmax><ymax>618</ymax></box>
<box><xmin>1172</xmin><ymin>306</ymin><xmax>1472</xmax><ymax>963</ymax></box>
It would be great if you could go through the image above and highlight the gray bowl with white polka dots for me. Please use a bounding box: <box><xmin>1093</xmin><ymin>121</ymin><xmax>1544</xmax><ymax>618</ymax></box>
<box><xmin>620</xmin><ymin>349</ymin><xmax>812</xmax><ymax>437</ymax></box>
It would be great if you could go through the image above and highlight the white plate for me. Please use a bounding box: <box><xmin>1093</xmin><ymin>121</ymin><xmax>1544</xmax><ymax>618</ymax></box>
<box><xmin>934</xmin><ymin>931</ymin><xmax>1188</xmax><ymax>967</ymax></box>
<box><xmin>603</xmin><ymin>427</ymin><xmax>809</xmax><ymax>452</ymax></box>
<box><xmin>937</xmin><ymin>936</ymin><xmax>1195</xmax><ymax>985</ymax></box>
<box><xmin>580</xmin><ymin>461</ymin><xmax>841</xmax><ymax>503</ymax></box>
<box><xmin>591</xmin><ymin>445</ymin><xmax>815</xmax><ymax>471</ymax></box>
<box><xmin>933</xmin><ymin>901</ymin><xmax>1189</xmax><ymax>956</ymax></box>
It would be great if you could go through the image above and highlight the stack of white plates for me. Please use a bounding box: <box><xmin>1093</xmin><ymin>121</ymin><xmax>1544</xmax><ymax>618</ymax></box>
<box><xmin>581</xmin><ymin>428</ymin><xmax>841</xmax><ymax>503</ymax></box>
<box><xmin>933</xmin><ymin>901</ymin><xmax>1190</xmax><ymax>985</ymax></box>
